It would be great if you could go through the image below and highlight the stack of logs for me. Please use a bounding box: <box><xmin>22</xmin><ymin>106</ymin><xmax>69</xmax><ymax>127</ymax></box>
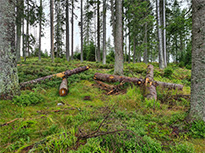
<box><xmin>93</xmin><ymin>64</ymin><xmax>184</xmax><ymax>100</ymax></box>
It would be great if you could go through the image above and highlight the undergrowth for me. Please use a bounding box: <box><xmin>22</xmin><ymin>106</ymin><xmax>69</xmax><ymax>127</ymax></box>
<box><xmin>0</xmin><ymin>57</ymin><xmax>203</xmax><ymax>153</ymax></box>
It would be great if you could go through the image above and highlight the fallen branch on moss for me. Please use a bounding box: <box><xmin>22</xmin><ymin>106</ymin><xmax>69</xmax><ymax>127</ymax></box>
<box><xmin>0</xmin><ymin>118</ymin><xmax>20</xmax><ymax>127</ymax></box>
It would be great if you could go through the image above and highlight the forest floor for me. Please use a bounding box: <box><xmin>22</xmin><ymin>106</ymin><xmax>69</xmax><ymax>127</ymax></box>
<box><xmin>0</xmin><ymin>57</ymin><xmax>204</xmax><ymax>153</ymax></box>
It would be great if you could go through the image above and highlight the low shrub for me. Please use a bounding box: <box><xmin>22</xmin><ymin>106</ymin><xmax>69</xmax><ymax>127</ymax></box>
<box><xmin>13</xmin><ymin>89</ymin><xmax>44</xmax><ymax>106</ymax></box>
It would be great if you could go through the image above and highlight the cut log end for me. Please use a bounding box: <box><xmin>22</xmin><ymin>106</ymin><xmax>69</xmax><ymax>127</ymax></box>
<box><xmin>59</xmin><ymin>88</ymin><xmax>68</xmax><ymax>97</ymax></box>
<box><xmin>59</xmin><ymin>78</ymin><xmax>68</xmax><ymax>96</ymax></box>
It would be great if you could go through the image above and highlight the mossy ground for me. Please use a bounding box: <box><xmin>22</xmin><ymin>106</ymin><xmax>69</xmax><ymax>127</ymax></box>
<box><xmin>0</xmin><ymin>57</ymin><xmax>204</xmax><ymax>152</ymax></box>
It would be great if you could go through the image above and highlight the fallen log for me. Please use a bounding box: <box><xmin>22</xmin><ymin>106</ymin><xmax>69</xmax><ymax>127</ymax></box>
<box><xmin>155</xmin><ymin>81</ymin><xmax>183</xmax><ymax>90</ymax></box>
<box><xmin>20</xmin><ymin>66</ymin><xmax>89</xmax><ymax>88</ymax></box>
<box><xmin>94</xmin><ymin>73</ymin><xmax>143</xmax><ymax>85</ymax></box>
<box><xmin>59</xmin><ymin>78</ymin><xmax>68</xmax><ymax>96</ymax></box>
<box><xmin>94</xmin><ymin>73</ymin><xmax>183</xmax><ymax>90</ymax></box>
<box><xmin>144</xmin><ymin>65</ymin><xmax>157</xmax><ymax>100</ymax></box>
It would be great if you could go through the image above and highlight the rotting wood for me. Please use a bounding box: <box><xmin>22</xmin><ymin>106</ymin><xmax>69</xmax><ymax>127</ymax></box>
<box><xmin>59</xmin><ymin>78</ymin><xmax>68</xmax><ymax>96</ymax></box>
<box><xmin>94</xmin><ymin>73</ymin><xmax>183</xmax><ymax>90</ymax></box>
<box><xmin>20</xmin><ymin>66</ymin><xmax>89</xmax><ymax>88</ymax></box>
<box><xmin>144</xmin><ymin>65</ymin><xmax>157</xmax><ymax>100</ymax></box>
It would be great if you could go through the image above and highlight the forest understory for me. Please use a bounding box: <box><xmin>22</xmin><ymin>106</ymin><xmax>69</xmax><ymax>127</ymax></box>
<box><xmin>0</xmin><ymin>57</ymin><xmax>204</xmax><ymax>153</ymax></box>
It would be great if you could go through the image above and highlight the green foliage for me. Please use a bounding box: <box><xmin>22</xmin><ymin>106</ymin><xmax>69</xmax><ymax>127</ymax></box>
<box><xmin>145</xmin><ymin>98</ymin><xmax>160</xmax><ymax>109</ymax></box>
<box><xmin>171</xmin><ymin>142</ymin><xmax>195</xmax><ymax>153</ymax></box>
<box><xmin>164</xmin><ymin>67</ymin><xmax>174</xmax><ymax>78</ymax></box>
<box><xmin>189</xmin><ymin>120</ymin><xmax>205</xmax><ymax>138</ymax></box>
<box><xmin>1</xmin><ymin>57</ymin><xmax>197</xmax><ymax>152</ymax></box>
<box><xmin>13</xmin><ymin>89</ymin><xmax>44</xmax><ymax>106</ymax></box>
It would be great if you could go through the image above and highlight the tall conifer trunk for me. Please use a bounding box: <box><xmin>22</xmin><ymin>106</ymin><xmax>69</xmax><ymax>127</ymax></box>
<box><xmin>114</xmin><ymin>0</ymin><xmax>123</xmax><ymax>75</ymax></box>
<box><xmin>39</xmin><ymin>0</ymin><xmax>42</xmax><ymax>62</ymax></box>
<box><xmin>66</xmin><ymin>0</ymin><xmax>70</xmax><ymax>61</ymax></box>
<box><xmin>50</xmin><ymin>0</ymin><xmax>54</xmax><ymax>61</ymax></box>
<box><xmin>80</xmin><ymin>0</ymin><xmax>83</xmax><ymax>62</ymax></box>
<box><xmin>97</xmin><ymin>0</ymin><xmax>101</xmax><ymax>62</ymax></box>
<box><xmin>102</xmin><ymin>0</ymin><xmax>107</xmax><ymax>64</ymax></box>
<box><xmin>189</xmin><ymin>0</ymin><xmax>205</xmax><ymax>122</ymax></box>
<box><xmin>0</xmin><ymin>0</ymin><xmax>20</xmax><ymax>99</ymax></box>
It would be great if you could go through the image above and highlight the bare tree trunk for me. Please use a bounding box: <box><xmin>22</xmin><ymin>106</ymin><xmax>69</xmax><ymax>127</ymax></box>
<box><xmin>128</xmin><ymin>32</ymin><xmax>131</xmax><ymax>63</ymax></box>
<box><xmin>39</xmin><ymin>0</ymin><xmax>42</xmax><ymax>62</ymax></box>
<box><xmin>156</xmin><ymin>0</ymin><xmax>165</xmax><ymax>69</ymax></box>
<box><xmin>189</xmin><ymin>0</ymin><xmax>205</xmax><ymax>122</ymax></box>
<box><xmin>0</xmin><ymin>0</ymin><xmax>20</xmax><ymax>99</ymax></box>
<box><xmin>102</xmin><ymin>0</ymin><xmax>107</xmax><ymax>64</ymax></box>
<box><xmin>81</xmin><ymin>0</ymin><xmax>83</xmax><ymax>62</ymax></box>
<box><xmin>97</xmin><ymin>0</ymin><xmax>101</xmax><ymax>62</ymax></box>
<box><xmin>16</xmin><ymin>0</ymin><xmax>23</xmax><ymax>62</ymax></box>
<box><xmin>26</xmin><ymin>0</ymin><xmax>30</xmax><ymax>57</ymax></box>
<box><xmin>22</xmin><ymin>18</ymin><xmax>26</xmax><ymax>62</ymax></box>
<box><xmin>114</xmin><ymin>0</ymin><xmax>123</xmax><ymax>75</ymax></box>
<box><xmin>66</xmin><ymin>0</ymin><xmax>70</xmax><ymax>61</ymax></box>
<box><xmin>133</xmin><ymin>37</ymin><xmax>136</xmax><ymax>63</ymax></box>
<box><xmin>163</xmin><ymin>0</ymin><xmax>167</xmax><ymax>67</ymax></box>
<box><xmin>143</xmin><ymin>22</ymin><xmax>148</xmax><ymax>64</ymax></box>
<box><xmin>50</xmin><ymin>0</ymin><xmax>54</xmax><ymax>62</ymax></box>
<box><xmin>71</xmin><ymin>0</ymin><xmax>74</xmax><ymax>60</ymax></box>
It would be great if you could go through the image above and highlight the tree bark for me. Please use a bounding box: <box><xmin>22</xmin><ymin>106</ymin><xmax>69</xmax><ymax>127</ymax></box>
<box><xmin>133</xmin><ymin>37</ymin><xmax>136</xmax><ymax>63</ymax></box>
<box><xmin>102</xmin><ymin>0</ymin><xmax>107</xmax><ymax>64</ymax></box>
<box><xmin>71</xmin><ymin>0</ymin><xmax>74</xmax><ymax>60</ymax></box>
<box><xmin>114</xmin><ymin>0</ymin><xmax>123</xmax><ymax>75</ymax></box>
<box><xmin>128</xmin><ymin>32</ymin><xmax>131</xmax><ymax>63</ymax></box>
<box><xmin>163</xmin><ymin>0</ymin><xmax>167</xmax><ymax>67</ymax></box>
<box><xmin>39</xmin><ymin>0</ymin><xmax>42</xmax><ymax>62</ymax></box>
<box><xmin>143</xmin><ymin>22</ymin><xmax>148</xmax><ymax>64</ymax></box>
<box><xmin>66</xmin><ymin>0</ymin><xmax>70</xmax><ymax>61</ymax></box>
<box><xmin>189</xmin><ymin>0</ymin><xmax>205</xmax><ymax>122</ymax></box>
<box><xmin>59</xmin><ymin>78</ymin><xmax>68</xmax><ymax>96</ymax></box>
<box><xmin>156</xmin><ymin>0</ymin><xmax>165</xmax><ymax>69</ymax></box>
<box><xmin>50</xmin><ymin>0</ymin><xmax>54</xmax><ymax>62</ymax></box>
<box><xmin>97</xmin><ymin>0</ymin><xmax>101</xmax><ymax>62</ymax></box>
<box><xmin>144</xmin><ymin>65</ymin><xmax>157</xmax><ymax>100</ymax></box>
<box><xmin>20</xmin><ymin>66</ymin><xmax>89</xmax><ymax>88</ymax></box>
<box><xmin>0</xmin><ymin>0</ymin><xmax>20</xmax><ymax>99</ymax></box>
<box><xmin>94</xmin><ymin>73</ymin><xmax>183</xmax><ymax>90</ymax></box>
<box><xmin>16</xmin><ymin>0</ymin><xmax>23</xmax><ymax>62</ymax></box>
<box><xmin>26</xmin><ymin>0</ymin><xmax>30</xmax><ymax>57</ymax></box>
<box><xmin>80</xmin><ymin>0</ymin><xmax>83</xmax><ymax>62</ymax></box>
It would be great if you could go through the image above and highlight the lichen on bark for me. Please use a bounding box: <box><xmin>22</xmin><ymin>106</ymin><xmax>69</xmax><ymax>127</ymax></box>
<box><xmin>0</xmin><ymin>0</ymin><xmax>20</xmax><ymax>99</ymax></box>
<box><xmin>190</xmin><ymin>0</ymin><xmax>205</xmax><ymax>122</ymax></box>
